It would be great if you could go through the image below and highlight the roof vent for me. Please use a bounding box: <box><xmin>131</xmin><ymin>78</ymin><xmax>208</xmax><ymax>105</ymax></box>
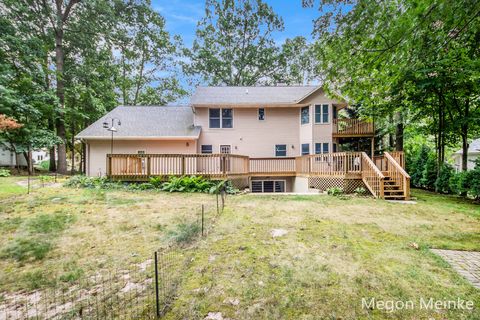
<box><xmin>245</xmin><ymin>89</ymin><xmax>249</xmax><ymax>94</ymax></box>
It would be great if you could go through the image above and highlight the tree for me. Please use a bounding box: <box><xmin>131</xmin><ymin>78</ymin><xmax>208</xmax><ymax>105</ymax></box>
<box><xmin>113</xmin><ymin>2</ymin><xmax>186</xmax><ymax>105</ymax></box>
<box><xmin>307</xmin><ymin>0</ymin><xmax>480</xmax><ymax>174</ymax></box>
<box><xmin>0</xmin><ymin>115</ymin><xmax>22</xmax><ymax>131</ymax></box>
<box><xmin>185</xmin><ymin>0</ymin><xmax>313</xmax><ymax>85</ymax></box>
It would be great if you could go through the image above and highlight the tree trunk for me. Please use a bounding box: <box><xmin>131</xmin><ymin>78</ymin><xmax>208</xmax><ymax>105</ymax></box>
<box><xmin>394</xmin><ymin>111</ymin><xmax>404</xmax><ymax>151</ymax></box>
<box><xmin>48</xmin><ymin>118</ymin><xmax>57</xmax><ymax>172</ymax></box>
<box><xmin>71</xmin><ymin>126</ymin><xmax>75</xmax><ymax>174</ymax></box>
<box><xmin>55</xmin><ymin>3</ymin><xmax>67</xmax><ymax>174</ymax></box>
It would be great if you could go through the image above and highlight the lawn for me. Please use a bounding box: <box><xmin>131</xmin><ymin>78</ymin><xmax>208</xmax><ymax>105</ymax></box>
<box><xmin>0</xmin><ymin>177</ymin><xmax>216</xmax><ymax>292</ymax></box>
<box><xmin>165</xmin><ymin>191</ymin><xmax>480</xmax><ymax>319</ymax></box>
<box><xmin>0</xmin><ymin>177</ymin><xmax>479</xmax><ymax>319</ymax></box>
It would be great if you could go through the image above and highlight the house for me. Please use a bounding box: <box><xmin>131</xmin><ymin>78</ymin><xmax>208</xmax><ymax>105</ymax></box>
<box><xmin>76</xmin><ymin>86</ymin><xmax>409</xmax><ymax>199</ymax></box>
<box><xmin>452</xmin><ymin>138</ymin><xmax>480</xmax><ymax>172</ymax></box>
<box><xmin>0</xmin><ymin>144</ymin><xmax>49</xmax><ymax>167</ymax></box>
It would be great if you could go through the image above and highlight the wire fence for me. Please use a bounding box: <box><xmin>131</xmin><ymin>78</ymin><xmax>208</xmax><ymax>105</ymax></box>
<box><xmin>0</xmin><ymin>189</ymin><xmax>228</xmax><ymax>320</ymax></box>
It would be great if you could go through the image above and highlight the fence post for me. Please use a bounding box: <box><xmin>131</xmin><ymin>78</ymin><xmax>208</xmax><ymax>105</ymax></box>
<box><xmin>154</xmin><ymin>251</ymin><xmax>160</xmax><ymax>318</ymax></box>
<box><xmin>181</xmin><ymin>155</ymin><xmax>186</xmax><ymax>175</ymax></box>
<box><xmin>201</xmin><ymin>204</ymin><xmax>204</xmax><ymax>236</ymax></box>
<box><xmin>147</xmin><ymin>156</ymin><xmax>151</xmax><ymax>177</ymax></box>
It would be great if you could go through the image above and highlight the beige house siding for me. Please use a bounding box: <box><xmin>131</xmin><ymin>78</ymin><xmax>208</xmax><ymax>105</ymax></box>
<box><xmin>195</xmin><ymin>107</ymin><xmax>300</xmax><ymax>157</ymax></box>
<box><xmin>86</xmin><ymin>139</ymin><xmax>196</xmax><ymax>176</ymax></box>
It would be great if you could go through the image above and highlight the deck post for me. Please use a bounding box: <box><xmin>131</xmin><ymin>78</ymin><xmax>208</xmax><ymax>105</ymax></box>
<box><xmin>379</xmin><ymin>177</ymin><xmax>385</xmax><ymax>198</ymax></box>
<box><xmin>371</xmin><ymin>137</ymin><xmax>375</xmax><ymax>158</ymax></box>
<box><xmin>107</xmin><ymin>155</ymin><xmax>112</xmax><ymax>177</ymax></box>
<box><xmin>181</xmin><ymin>155</ymin><xmax>185</xmax><ymax>175</ymax></box>
<box><xmin>147</xmin><ymin>156</ymin><xmax>151</xmax><ymax>177</ymax></box>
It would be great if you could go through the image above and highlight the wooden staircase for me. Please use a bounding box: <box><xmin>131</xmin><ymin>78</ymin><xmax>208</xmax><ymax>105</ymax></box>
<box><xmin>361</xmin><ymin>151</ymin><xmax>410</xmax><ymax>200</ymax></box>
<box><xmin>382</xmin><ymin>172</ymin><xmax>407</xmax><ymax>200</ymax></box>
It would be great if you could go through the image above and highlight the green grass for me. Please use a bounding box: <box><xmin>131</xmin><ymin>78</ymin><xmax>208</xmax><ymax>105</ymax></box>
<box><xmin>0</xmin><ymin>176</ymin><xmax>27</xmax><ymax>199</ymax></box>
<box><xmin>164</xmin><ymin>189</ymin><xmax>480</xmax><ymax>319</ymax></box>
<box><xmin>1</xmin><ymin>177</ymin><xmax>479</xmax><ymax>319</ymax></box>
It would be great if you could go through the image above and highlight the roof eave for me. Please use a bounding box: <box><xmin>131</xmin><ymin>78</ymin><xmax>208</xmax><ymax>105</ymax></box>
<box><xmin>76</xmin><ymin>135</ymin><xmax>200</xmax><ymax>141</ymax></box>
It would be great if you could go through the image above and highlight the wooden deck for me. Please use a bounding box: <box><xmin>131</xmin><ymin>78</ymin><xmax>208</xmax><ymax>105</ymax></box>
<box><xmin>107</xmin><ymin>151</ymin><xmax>410</xmax><ymax>199</ymax></box>
<box><xmin>332</xmin><ymin>119</ymin><xmax>374</xmax><ymax>137</ymax></box>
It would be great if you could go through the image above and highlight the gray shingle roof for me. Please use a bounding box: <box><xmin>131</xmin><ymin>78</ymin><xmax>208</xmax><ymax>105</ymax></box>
<box><xmin>76</xmin><ymin>106</ymin><xmax>200</xmax><ymax>139</ymax></box>
<box><xmin>191</xmin><ymin>86</ymin><xmax>321</xmax><ymax>105</ymax></box>
<box><xmin>455</xmin><ymin>138</ymin><xmax>480</xmax><ymax>154</ymax></box>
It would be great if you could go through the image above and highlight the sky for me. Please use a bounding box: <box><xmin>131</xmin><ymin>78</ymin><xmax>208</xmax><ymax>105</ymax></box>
<box><xmin>151</xmin><ymin>0</ymin><xmax>320</xmax><ymax>47</ymax></box>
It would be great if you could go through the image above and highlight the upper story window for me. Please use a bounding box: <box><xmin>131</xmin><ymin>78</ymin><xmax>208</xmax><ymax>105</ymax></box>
<box><xmin>201</xmin><ymin>145</ymin><xmax>213</xmax><ymax>154</ymax></box>
<box><xmin>275</xmin><ymin>144</ymin><xmax>287</xmax><ymax>157</ymax></box>
<box><xmin>315</xmin><ymin>104</ymin><xmax>329</xmax><ymax>124</ymax></box>
<box><xmin>301</xmin><ymin>106</ymin><xmax>309</xmax><ymax>125</ymax></box>
<box><xmin>258</xmin><ymin>108</ymin><xmax>265</xmax><ymax>121</ymax></box>
<box><xmin>301</xmin><ymin>143</ymin><xmax>310</xmax><ymax>155</ymax></box>
<box><xmin>209</xmin><ymin>108</ymin><xmax>233</xmax><ymax>128</ymax></box>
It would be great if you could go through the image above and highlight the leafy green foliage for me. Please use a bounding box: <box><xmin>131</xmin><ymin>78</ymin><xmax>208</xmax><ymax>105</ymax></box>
<box><xmin>410</xmin><ymin>145</ymin><xmax>431</xmax><ymax>187</ymax></box>
<box><xmin>353</xmin><ymin>187</ymin><xmax>367</xmax><ymax>196</ymax></box>
<box><xmin>166</xmin><ymin>222</ymin><xmax>201</xmax><ymax>245</ymax></box>
<box><xmin>0</xmin><ymin>169</ymin><xmax>10</xmax><ymax>177</ymax></box>
<box><xmin>161</xmin><ymin>175</ymin><xmax>217</xmax><ymax>193</ymax></box>
<box><xmin>326</xmin><ymin>187</ymin><xmax>344</xmax><ymax>196</ymax></box>
<box><xmin>64</xmin><ymin>176</ymin><xmax>122</xmax><ymax>189</ymax></box>
<box><xmin>420</xmin><ymin>154</ymin><xmax>438</xmax><ymax>190</ymax></box>
<box><xmin>435</xmin><ymin>163</ymin><xmax>454</xmax><ymax>194</ymax></box>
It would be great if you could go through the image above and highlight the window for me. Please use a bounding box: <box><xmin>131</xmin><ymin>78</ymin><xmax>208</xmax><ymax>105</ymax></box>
<box><xmin>222</xmin><ymin>108</ymin><xmax>233</xmax><ymax>128</ymax></box>
<box><xmin>275</xmin><ymin>144</ymin><xmax>287</xmax><ymax>157</ymax></box>
<box><xmin>301</xmin><ymin>143</ymin><xmax>310</xmax><ymax>155</ymax></box>
<box><xmin>209</xmin><ymin>109</ymin><xmax>220</xmax><ymax>128</ymax></box>
<box><xmin>323</xmin><ymin>143</ymin><xmax>329</xmax><ymax>153</ymax></box>
<box><xmin>301</xmin><ymin>106</ymin><xmax>309</xmax><ymax>124</ymax></box>
<box><xmin>137</xmin><ymin>150</ymin><xmax>145</xmax><ymax>155</ymax></box>
<box><xmin>209</xmin><ymin>108</ymin><xmax>233</xmax><ymax>128</ymax></box>
<box><xmin>315</xmin><ymin>143</ymin><xmax>330</xmax><ymax>154</ymax></box>
<box><xmin>201</xmin><ymin>145</ymin><xmax>213</xmax><ymax>154</ymax></box>
<box><xmin>251</xmin><ymin>180</ymin><xmax>285</xmax><ymax>193</ymax></box>
<box><xmin>315</xmin><ymin>104</ymin><xmax>329</xmax><ymax>124</ymax></box>
<box><xmin>258</xmin><ymin>108</ymin><xmax>265</xmax><ymax>120</ymax></box>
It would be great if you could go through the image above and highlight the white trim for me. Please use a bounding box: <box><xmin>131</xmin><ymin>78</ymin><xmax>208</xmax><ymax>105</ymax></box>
<box><xmin>274</xmin><ymin>144</ymin><xmax>287</xmax><ymax>157</ymax></box>
<box><xmin>314</xmin><ymin>103</ymin><xmax>330</xmax><ymax>124</ymax></box>
<box><xmin>219</xmin><ymin>144</ymin><xmax>232</xmax><ymax>154</ymax></box>
<box><xmin>77</xmin><ymin>136</ymin><xmax>199</xmax><ymax>140</ymax></box>
<box><xmin>208</xmin><ymin>107</ymin><xmax>234</xmax><ymax>129</ymax></box>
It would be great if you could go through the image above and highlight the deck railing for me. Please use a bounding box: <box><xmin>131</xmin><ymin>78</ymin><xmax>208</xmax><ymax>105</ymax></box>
<box><xmin>361</xmin><ymin>152</ymin><xmax>385</xmax><ymax>198</ymax></box>
<box><xmin>296</xmin><ymin>152</ymin><xmax>363</xmax><ymax>176</ymax></box>
<box><xmin>333</xmin><ymin>119</ymin><xmax>374</xmax><ymax>136</ymax></box>
<box><xmin>107</xmin><ymin>154</ymin><xmax>249</xmax><ymax>179</ymax></box>
<box><xmin>384</xmin><ymin>152</ymin><xmax>410</xmax><ymax>200</ymax></box>
<box><xmin>249</xmin><ymin>157</ymin><xmax>296</xmax><ymax>175</ymax></box>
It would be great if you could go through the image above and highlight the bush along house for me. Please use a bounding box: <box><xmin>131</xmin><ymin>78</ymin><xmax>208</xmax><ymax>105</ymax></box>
<box><xmin>76</xmin><ymin>86</ymin><xmax>410</xmax><ymax>199</ymax></box>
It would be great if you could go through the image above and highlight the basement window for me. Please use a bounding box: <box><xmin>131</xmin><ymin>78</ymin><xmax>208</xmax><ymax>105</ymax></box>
<box><xmin>251</xmin><ymin>180</ymin><xmax>285</xmax><ymax>193</ymax></box>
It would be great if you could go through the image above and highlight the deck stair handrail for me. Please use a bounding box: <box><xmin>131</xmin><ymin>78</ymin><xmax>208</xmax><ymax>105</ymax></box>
<box><xmin>361</xmin><ymin>152</ymin><xmax>385</xmax><ymax>198</ymax></box>
<box><xmin>384</xmin><ymin>152</ymin><xmax>410</xmax><ymax>200</ymax></box>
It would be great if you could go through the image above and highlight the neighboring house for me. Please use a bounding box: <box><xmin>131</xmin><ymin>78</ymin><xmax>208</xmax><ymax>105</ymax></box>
<box><xmin>77</xmin><ymin>86</ymin><xmax>409</xmax><ymax>199</ymax></box>
<box><xmin>452</xmin><ymin>138</ymin><xmax>480</xmax><ymax>172</ymax></box>
<box><xmin>0</xmin><ymin>145</ymin><xmax>50</xmax><ymax>167</ymax></box>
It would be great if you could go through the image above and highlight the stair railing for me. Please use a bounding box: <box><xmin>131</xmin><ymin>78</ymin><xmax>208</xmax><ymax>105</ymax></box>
<box><xmin>384</xmin><ymin>152</ymin><xmax>411</xmax><ymax>200</ymax></box>
<box><xmin>360</xmin><ymin>152</ymin><xmax>385</xmax><ymax>198</ymax></box>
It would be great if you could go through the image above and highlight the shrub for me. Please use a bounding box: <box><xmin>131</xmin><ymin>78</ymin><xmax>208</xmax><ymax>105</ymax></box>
<box><xmin>0</xmin><ymin>168</ymin><xmax>10</xmax><ymax>177</ymax></box>
<box><xmin>1</xmin><ymin>237</ymin><xmax>52</xmax><ymax>261</ymax></box>
<box><xmin>38</xmin><ymin>160</ymin><xmax>50</xmax><ymax>170</ymax></box>
<box><xmin>410</xmin><ymin>145</ymin><xmax>431</xmax><ymax>187</ymax></box>
<box><xmin>167</xmin><ymin>222</ymin><xmax>200</xmax><ymax>244</ymax></box>
<box><xmin>420</xmin><ymin>153</ymin><xmax>438</xmax><ymax>190</ymax></box>
<box><xmin>353</xmin><ymin>187</ymin><xmax>367</xmax><ymax>196</ymax></box>
<box><xmin>64</xmin><ymin>175</ymin><xmax>122</xmax><ymax>189</ymax></box>
<box><xmin>326</xmin><ymin>187</ymin><xmax>344</xmax><ymax>196</ymax></box>
<box><xmin>149</xmin><ymin>176</ymin><xmax>163</xmax><ymax>188</ymax></box>
<box><xmin>161</xmin><ymin>175</ymin><xmax>217</xmax><ymax>193</ymax></box>
<box><xmin>435</xmin><ymin>163</ymin><xmax>453</xmax><ymax>193</ymax></box>
<box><xmin>449</xmin><ymin>171</ymin><xmax>468</xmax><ymax>195</ymax></box>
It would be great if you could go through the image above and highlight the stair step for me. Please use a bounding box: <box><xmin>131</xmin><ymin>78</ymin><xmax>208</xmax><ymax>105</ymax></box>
<box><xmin>384</xmin><ymin>195</ymin><xmax>406</xmax><ymax>199</ymax></box>
<box><xmin>384</xmin><ymin>190</ymin><xmax>404</xmax><ymax>194</ymax></box>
